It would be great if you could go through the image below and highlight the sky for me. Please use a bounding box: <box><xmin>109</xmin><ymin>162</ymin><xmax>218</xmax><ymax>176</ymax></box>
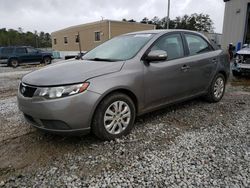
<box><xmin>0</xmin><ymin>0</ymin><xmax>225</xmax><ymax>34</ymax></box>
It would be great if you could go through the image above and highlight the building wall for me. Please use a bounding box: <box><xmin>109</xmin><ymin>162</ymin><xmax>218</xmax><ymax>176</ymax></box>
<box><xmin>110</xmin><ymin>21</ymin><xmax>155</xmax><ymax>38</ymax></box>
<box><xmin>51</xmin><ymin>20</ymin><xmax>155</xmax><ymax>52</ymax></box>
<box><xmin>222</xmin><ymin>0</ymin><xmax>250</xmax><ymax>50</ymax></box>
<box><xmin>51</xmin><ymin>21</ymin><xmax>109</xmax><ymax>51</ymax></box>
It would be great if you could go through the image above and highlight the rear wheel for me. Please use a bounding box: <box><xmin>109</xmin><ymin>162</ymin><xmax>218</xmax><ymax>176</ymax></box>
<box><xmin>92</xmin><ymin>93</ymin><xmax>136</xmax><ymax>140</ymax></box>
<box><xmin>43</xmin><ymin>56</ymin><xmax>51</xmax><ymax>65</ymax></box>
<box><xmin>9</xmin><ymin>59</ymin><xmax>19</xmax><ymax>68</ymax></box>
<box><xmin>205</xmin><ymin>73</ymin><xmax>226</xmax><ymax>103</ymax></box>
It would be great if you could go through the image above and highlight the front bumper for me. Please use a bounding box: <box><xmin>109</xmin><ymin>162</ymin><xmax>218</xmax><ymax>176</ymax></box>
<box><xmin>17</xmin><ymin>89</ymin><xmax>101</xmax><ymax>134</ymax></box>
<box><xmin>232</xmin><ymin>63</ymin><xmax>250</xmax><ymax>73</ymax></box>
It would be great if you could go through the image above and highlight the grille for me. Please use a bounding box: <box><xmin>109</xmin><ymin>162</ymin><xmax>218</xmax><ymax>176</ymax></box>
<box><xmin>20</xmin><ymin>83</ymin><xmax>37</xmax><ymax>98</ymax></box>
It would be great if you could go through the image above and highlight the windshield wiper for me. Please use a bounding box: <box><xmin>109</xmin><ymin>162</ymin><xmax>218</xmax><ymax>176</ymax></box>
<box><xmin>84</xmin><ymin>58</ymin><xmax>120</xmax><ymax>62</ymax></box>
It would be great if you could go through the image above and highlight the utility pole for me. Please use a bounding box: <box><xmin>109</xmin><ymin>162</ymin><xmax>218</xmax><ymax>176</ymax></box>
<box><xmin>167</xmin><ymin>0</ymin><xmax>170</xmax><ymax>29</ymax></box>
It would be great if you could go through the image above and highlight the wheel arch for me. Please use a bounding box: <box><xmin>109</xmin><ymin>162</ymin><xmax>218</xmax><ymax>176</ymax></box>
<box><xmin>90</xmin><ymin>88</ymin><xmax>139</xmax><ymax>128</ymax></box>
<box><xmin>218</xmin><ymin>70</ymin><xmax>228</xmax><ymax>82</ymax></box>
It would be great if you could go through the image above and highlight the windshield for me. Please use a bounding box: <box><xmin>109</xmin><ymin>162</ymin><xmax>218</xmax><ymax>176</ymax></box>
<box><xmin>83</xmin><ymin>34</ymin><xmax>154</xmax><ymax>61</ymax></box>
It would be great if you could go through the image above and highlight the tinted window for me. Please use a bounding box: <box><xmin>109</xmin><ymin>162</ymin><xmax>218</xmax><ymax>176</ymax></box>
<box><xmin>16</xmin><ymin>48</ymin><xmax>27</xmax><ymax>54</ymax></box>
<box><xmin>2</xmin><ymin>48</ymin><xmax>14</xmax><ymax>54</ymax></box>
<box><xmin>185</xmin><ymin>34</ymin><xmax>212</xmax><ymax>55</ymax></box>
<box><xmin>151</xmin><ymin>34</ymin><xmax>184</xmax><ymax>60</ymax></box>
<box><xmin>27</xmin><ymin>48</ymin><xmax>37</xmax><ymax>53</ymax></box>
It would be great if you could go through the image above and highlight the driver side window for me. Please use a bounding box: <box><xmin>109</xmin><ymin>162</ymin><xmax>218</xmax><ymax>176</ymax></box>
<box><xmin>150</xmin><ymin>34</ymin><xmax>184</xmax><ymax>60</ymax></box>
<box><xmin>27</xmin><ymin>48</ymin><xmax>37</xmax><ymax>53</ymax></box>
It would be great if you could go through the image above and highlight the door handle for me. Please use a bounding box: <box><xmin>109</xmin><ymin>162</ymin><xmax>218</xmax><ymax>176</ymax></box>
<box><xmin>181</xmin><ymin>65</ymin><xmax>190</xmax><ymax>71</ymax></box>
<box><xmin>212</xmin><ymin>58</ymin><xmax>217</xmax><ymax>63</ymax></box>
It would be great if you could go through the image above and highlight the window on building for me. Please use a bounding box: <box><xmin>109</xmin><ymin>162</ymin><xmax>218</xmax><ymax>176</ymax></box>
<box><xmin>54</xmin><ymin>38</ymin><xmax>57</xmax><ymax>45</ymax></box>
<box><xmin>75</xmin><ymin>34</ymin><xmax>79</xmax><ymax>43</ymax></box>
<box><xmin>184</xmin><ymin>34</ymin><xmax>212</xmax><ymax>56</ymax></box>
<box><xmin>94</xmin><ymin>31</ymin><xmax>101</xmax><ymax>41</ymax></box>
<box><xmin>64</xmin><ymin>37</ymin><xmax>68</xmax><ymax>44</ymax></box>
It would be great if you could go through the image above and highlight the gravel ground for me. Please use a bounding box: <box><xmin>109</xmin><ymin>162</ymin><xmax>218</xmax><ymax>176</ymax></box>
<box><xmin>0</xmin><ymin>64</ymin><xmax>249</xmax><ymax>187</ymax></box>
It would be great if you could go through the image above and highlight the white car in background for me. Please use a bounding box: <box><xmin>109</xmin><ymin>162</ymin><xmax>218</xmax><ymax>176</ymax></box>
<box><xmin>232</xmin><ymin>44</ymin><xmax>250</xmax><ymax>77</ymax></box>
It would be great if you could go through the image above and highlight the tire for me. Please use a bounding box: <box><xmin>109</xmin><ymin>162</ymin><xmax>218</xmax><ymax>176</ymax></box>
<box><xmin>9</xmin><ymin>59</ymin><xmax>19</xmax><ymax>68</ymax></box>
<box><xmin>43</xmin><ymin>56</ymin><xmax>51</xmax><ymax>65</ymax></box>
<box><xmin>232</xmin><ymin>70</ymin><xmax>241</xmax><ymax>77</ymax></box>
<box><xmin>92</xmin><ymin>93</ymin><xmax>136</xmax><ymax>140</ymax></box>
<box><xmin>205</xmin><ymin>73</ymin><xmax>226</xmax><ymax>103</ymax></box>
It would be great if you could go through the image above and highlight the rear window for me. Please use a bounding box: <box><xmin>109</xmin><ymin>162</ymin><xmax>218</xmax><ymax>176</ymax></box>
<box><xmin>185</xmin><ymin>34</ymin><xmax>213</xmax><ymax>56</ymax></box>
<box><xmin>2</xmin><ymin>47</ymin><xmax>14</xmax><ymax>54</ymax></box>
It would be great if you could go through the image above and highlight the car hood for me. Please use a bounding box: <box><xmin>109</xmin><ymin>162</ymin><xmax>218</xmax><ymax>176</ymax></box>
<box><xmin>237</xmin><ymin>47</ymin><xmax>250</xmax><ymax>55</ymax></box>
<box><xmin>22</xmin><ymin>60</ymin><xmax>125</xmax><ymax>86</ymax></box>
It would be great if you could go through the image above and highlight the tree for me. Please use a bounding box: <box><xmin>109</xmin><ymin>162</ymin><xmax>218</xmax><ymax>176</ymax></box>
<box><xmin>126</xmin><ymin>13</ymin><xmax>214</xmax><ymax>32</ymax></box>
<box><xmin>0</xmin><ymin>28</ymin><xmax>52</xmax><ymax>47</ymax></box>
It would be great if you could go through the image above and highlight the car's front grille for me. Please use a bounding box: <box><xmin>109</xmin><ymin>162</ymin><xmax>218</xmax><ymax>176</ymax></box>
<box><xmin>20</xmin><ymin>83</ymin><xmax>37</xmax><ymax>98</ymax></box>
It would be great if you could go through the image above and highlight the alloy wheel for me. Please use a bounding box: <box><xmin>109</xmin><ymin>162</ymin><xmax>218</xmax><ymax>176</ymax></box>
<box><xmin>213</xmin><ymin>77</ymin><xmax>224</xmax><ymax>99</ymax></box>
<box><xmin>104</xmin><ymin>101</ymin><xmax>131</xmax><ymax>135</ymax></box>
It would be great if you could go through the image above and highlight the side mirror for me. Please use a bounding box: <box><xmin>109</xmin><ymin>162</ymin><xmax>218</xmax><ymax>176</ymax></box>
<box><xmin>145</xmin><ymin>50</ymin><xmax>167</xmax><ymax>62</ymax></box>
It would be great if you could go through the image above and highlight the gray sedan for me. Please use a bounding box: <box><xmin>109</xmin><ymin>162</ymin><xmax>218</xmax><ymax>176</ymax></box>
<box><xmin>18</xmin><ymin>30</ymin><xmax>230</xmax><ymax>140</ymax></box>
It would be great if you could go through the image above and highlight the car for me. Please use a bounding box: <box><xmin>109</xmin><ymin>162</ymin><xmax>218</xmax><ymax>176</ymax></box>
<box><xmin>0</xmin><ymin>46</ymin><xmax>53</xmax><ymax>68</ymax></box>
<box><xmin>17</xmin><ymin>30</ymin><xmax>230</xmax><ymax>140</ymax></box>
<box><xmin>232</xmin><ymin>44</ymin><xmax>250</xmax><ymax>77</ymax></box>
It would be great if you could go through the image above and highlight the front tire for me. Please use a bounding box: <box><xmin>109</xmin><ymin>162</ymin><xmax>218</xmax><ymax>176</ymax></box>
<box><xmin>43</xmin><ymin>56</ymin><xmax>51</xmax><ymax>65</ymax></box>
<box><xmin>205</xmin><ymin>73</ymin><xmax>226</xmax><ymax>103</ymax></box>
<box><xmin>92</xmin><ymin>93</ymin><xmax>136</xmax><ymax>140</ymax></box>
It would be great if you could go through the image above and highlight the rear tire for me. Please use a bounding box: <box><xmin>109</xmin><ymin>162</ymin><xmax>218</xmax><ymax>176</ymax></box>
<box><xmin>9</xmin><ymin>59</ymin><xmax>19</xmax><ymax>68</ymax></box>
<box><xmin>92</xmin><ymin>93</ymin><xmax>136</xmax><ymax>140</ymax></box>
<box><xmin>205</xmin><ymin>73</ymin><xmax>226</xmax><ymax>103</ymax></box>
<box><xmin>43</xmin><ymin>56</ymin><xmax>51</xmax><ymax>65</ymax></box>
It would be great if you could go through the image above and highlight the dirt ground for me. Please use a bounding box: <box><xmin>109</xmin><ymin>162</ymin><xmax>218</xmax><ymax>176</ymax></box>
<box><xmin>0</xmin><ymin>63</ymin><xmax>249</xmax><ymax>186</ymax></box>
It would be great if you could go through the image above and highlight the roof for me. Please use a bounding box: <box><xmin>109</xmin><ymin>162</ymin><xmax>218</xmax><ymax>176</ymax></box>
<box><xmin>52</xmin><ymin>19</ymin><xmax>155</xmax><ymax>34</ymax></box>
<box><xmin>124</xmin><ymin>29</ymin><xmax>208</xmax><ymax>35</ymax></box>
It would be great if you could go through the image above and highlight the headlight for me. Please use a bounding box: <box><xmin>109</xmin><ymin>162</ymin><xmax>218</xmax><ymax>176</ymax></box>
<box><xmin>33</xmin><ymin>82</ymin><xmax>89</xmax><ymax>99</ymax></box>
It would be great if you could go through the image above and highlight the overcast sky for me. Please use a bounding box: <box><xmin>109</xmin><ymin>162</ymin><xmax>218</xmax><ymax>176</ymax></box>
<box><xmin>0</xmin><ymin>0</ymin><xmax>225</xmax><ymax>34</ymax></box>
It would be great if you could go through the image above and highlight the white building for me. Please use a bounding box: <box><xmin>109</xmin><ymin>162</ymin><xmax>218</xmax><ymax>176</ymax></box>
<box><xmin>222</xmin><ymin>0</ymin><xmax>250</xmax><ymax>50</ymax></box>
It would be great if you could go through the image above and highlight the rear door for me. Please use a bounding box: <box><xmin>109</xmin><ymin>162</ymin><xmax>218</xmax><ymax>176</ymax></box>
<box><xmin>182</xmin><ymin>33</ymin><xmax>219</xmax><ymax>93</ymax></box>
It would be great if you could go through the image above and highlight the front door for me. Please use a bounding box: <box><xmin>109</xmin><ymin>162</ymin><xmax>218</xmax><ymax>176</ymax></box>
<box><xmin>143</xmin><ymin>33</ymin><xmax>190</xmax><ymax>109</ymax></box>
<box><xmin>26</xmin><ymin>47</ymin><xmax>42</xmax><ymax>62</ymax></box>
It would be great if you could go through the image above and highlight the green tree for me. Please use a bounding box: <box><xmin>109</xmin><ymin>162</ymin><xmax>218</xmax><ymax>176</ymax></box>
<box><xmin>0</xmin><ymin>28</ymin><xmax>52</xmax><ymax>48</ymax></box>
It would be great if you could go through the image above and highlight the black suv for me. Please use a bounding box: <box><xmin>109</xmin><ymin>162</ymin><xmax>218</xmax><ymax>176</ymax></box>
<box><xmin>0</xmin><ymin>46</ymin><xmax>53</xmax><ymax>67</ymax></box>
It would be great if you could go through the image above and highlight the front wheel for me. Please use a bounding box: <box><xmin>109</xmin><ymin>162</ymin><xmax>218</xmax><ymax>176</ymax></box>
<box><xmin>92</xmin><ymin>93</ymin><xmax>136</xmax><ymax>140</ymax></box>
<box><xmin>205</xmin><ymin>73</ymin><xmax>226</xmax><ymax>103</ymax></box>
<box><xmin>43</xmin><ymin>57</ymin><xmax>51</xmax><ymax>65</ymax></box>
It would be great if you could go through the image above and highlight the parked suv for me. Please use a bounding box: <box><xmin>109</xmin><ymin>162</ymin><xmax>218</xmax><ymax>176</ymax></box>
<box><xmin>18</xmin><ymin>30</ymin><xmax>230</xmax><ymax>140</ymax></box>
<box><xmin>0</xmin><ymin>46</ymin><xmax>53</xmax><ymax>67</ymax></box>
